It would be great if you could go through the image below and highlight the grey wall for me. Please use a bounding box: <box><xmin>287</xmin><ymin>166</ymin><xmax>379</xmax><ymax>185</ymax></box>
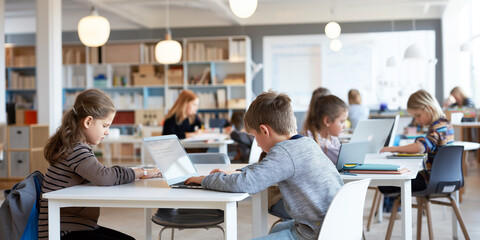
<box><xmin>6</xmin><ymin>19</ymin><xmax>444</xmax><ymax>101</ymax></box>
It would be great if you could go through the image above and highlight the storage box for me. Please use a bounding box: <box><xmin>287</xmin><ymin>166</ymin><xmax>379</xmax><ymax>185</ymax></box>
<box><xmin>132</xmin><ymin>73</ymin><xmax>163</xmax><ymax>86</ymax></box>
<box><xmin>138</xmin><ymin>65</ymin><xmax>155</xmax><ymax>75</ymax></box>
<box><xmin>227</xmin><ymin>99</ymin><xmax>246</xmax><ymax>109</ymax></box>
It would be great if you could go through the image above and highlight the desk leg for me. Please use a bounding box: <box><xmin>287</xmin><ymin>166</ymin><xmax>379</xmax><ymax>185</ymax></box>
<box><xmin>224</xmin><ymin>202</ymin><xmax>237</xmax><ymax>240</ymax></box>
<box><xmin>48</xmin><ymin>201</ymin><xmax>61</xmax><ymax>240</ymax></box>
<box><xmin>452</xmin><ymin>191</ymin><xmax>460</xmax><ymax>240</ymax></box>
<box><xmin>145</xmin><ymin>208</ymin><xmax>152</xmax><ymax>240</ymax></box>
<box><xmin>401</xmin><ymin>180</ymin><xmax>413</xmax><ymax>240</ymax></box>
<box><xmin>252</xmin><ymin>189</ymin><xmax>269</xmax><ymax>238</ymax></box>
<box><xmin>219</xmin><ymin>144</ymin><xmax>228</xmax><ymax>155</ymax></box>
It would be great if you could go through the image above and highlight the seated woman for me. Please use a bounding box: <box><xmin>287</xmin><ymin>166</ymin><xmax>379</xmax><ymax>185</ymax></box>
<box><xmin>162</xmin><ymin>90</ymin><xmax>203</xmax><ymax>139</ymax></box>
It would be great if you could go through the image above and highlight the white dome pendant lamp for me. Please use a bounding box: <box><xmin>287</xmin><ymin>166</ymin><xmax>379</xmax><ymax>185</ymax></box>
<box><xmin>325</xmin><ymin>21</ymin><xmax>341</xmax><ymax>39</ymax></box>
<box><xmin>229</xmin><ymin>0</ymin><xmax>258</xmax><ymax>18</ymax></box>
<box><xmin>155</xmin><ymin>0</ymin><xmax>182</xmax><ymax>64</ymax></box>
<box><xmin>330</xmin><ymin>39</ymin><xmax>342</xmax><ymax>51</ymax></box>
<box><xmin>78</xmin><ymin>7</ymin><xmax>110</xmax><ymax>47</ymax></box>
<box><xmin>404</xmin><ymin>20</ymin><xmax>423</xmax><ymax>60</ymax></box>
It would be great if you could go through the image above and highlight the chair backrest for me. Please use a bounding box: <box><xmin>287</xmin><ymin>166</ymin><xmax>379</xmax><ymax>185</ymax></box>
<box><xmin>318</xmin><ymin>178</ymin><xmax>371</xmax><ymax>240</ymax></box>
<box><xmin>187</xmin><ymin>153</ymin><xmax>231</xmax><ymax>164</ymax></box>
<box><xmin>420</xmin><ymin>145</ymin><xmax>464</xmax><ymax>196</ymax></box>
<box><xmin>0</xmin><ymin>171</ymin><xmax>43</xmax><ymax>240</ymax></box>
<box><xmin>248</xmin><ymin>138</ymin><xmax>263</xmax><ymax>164</ymax></box>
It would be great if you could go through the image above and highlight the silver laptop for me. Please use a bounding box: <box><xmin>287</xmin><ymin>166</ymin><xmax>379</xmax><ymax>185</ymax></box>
<box><xmin>142</xmin><ymin>135</ymin><xmax>202</xmax><ymax>189</ymax></box>
<box><xmin>350</xmin><ymin>119</ymin><xmax>395</xmax><ymax>153</ymax></box>
<box><xmin>336</xmin><ymin>141</ymin><xmax>370</xmax><ymax>171</ymax></box>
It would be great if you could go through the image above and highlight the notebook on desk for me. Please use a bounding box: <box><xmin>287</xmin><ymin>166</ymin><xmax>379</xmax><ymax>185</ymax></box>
<box><xmin>142</xmin><ymin>135</ymin><xmax>203</xmax><ymax>189</ymax></box>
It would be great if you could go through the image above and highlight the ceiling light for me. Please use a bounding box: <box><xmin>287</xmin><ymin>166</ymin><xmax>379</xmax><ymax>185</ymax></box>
<box><xmin>78</xmin><ymin>7</ymin><xmax>110</xmax><ymax>47</ymax></box>
<box><xmin>325</xmin><ymin>22</ymin><xmax>341</xmax><ymax>39</ymax></box>
<box><xmin>386</xmin><ymin>56</ymin><xmax>399</xmax><ymax>68</ymax></box>
<box><xmin>229</xmin><ymin>0</ymin><xmax>258</xmax><ymax>18</ymax></box>
<box><xmin>330</xmin><ymin>39</ymin><xmax>342</xmax><ymax>51</ymax></box>
<box><xmin>403</xmin><ymin>20</ymin><xmax>423</xmax><ymax>60</ymax></box>
<box><xmin>155</xmin><ymin>0</ymin><xmax>182</xmax><ymax>64</ymax></box>
<box><xmin>403</xmin><ymin>43</ymin><xmax>423</xmax><ymax>59</ymax></box>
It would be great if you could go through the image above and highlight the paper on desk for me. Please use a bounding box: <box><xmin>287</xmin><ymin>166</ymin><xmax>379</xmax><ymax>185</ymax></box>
<box><xmin>182</xmin><ymin>133</ymin><xmax>229</xmax><ymax>142</ymax></box>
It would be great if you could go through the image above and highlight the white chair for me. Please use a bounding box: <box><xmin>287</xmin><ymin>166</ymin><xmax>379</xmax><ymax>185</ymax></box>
<box><xmin>318</xmin><ymin>178</ymin><xmax>371</xmax><ymax>240</ymax></box>
<box><xmin>248</xmin><ymin>137</ymin><xmax>263</xmax><ymax>164</ymax></box>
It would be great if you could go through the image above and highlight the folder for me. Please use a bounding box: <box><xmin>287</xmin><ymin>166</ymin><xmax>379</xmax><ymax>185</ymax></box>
<box><xmin>342</xmin><ymin>163</ymin><xmax>409</xmax><ymax>174</ymax></box>
<box><xmin>386</xmin><ymin>153</ymin><xmax>427</xmax><ymax>159</ymax></box>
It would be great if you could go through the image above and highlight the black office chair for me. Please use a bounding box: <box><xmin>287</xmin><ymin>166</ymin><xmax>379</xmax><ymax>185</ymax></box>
<box><xmin>151</xmin><ymin>153</ymin><xmax>229</xmax><ymax>240</ymax></box>
<box><xmin>385</xmin><ymin>146</ymin><xmax>470</xmax><ymax>240</ymax></box>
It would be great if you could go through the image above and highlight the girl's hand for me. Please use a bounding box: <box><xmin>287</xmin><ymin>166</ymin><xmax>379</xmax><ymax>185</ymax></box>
<box><xmin>380</xmin><ymin>146</ymin><xmax>396</xmax><ymax>153</ymax></box>
<box><xmin>146</xmin><ymin>168</ymin><xmax>162</xmax><ymax>178</ymax></box>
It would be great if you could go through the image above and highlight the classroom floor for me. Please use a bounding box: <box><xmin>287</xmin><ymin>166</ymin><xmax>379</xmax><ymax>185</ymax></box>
<box><xmin>2</xmin><ymin>154</ymin><xmax>479</xmax><ymax>240</ymax></box>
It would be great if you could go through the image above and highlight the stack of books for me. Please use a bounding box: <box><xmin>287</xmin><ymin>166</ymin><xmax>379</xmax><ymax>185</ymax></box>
<box><xmin>342</xmin><ymin>163</ymin><xmax>409</xmax><ymax>174</ymax></box>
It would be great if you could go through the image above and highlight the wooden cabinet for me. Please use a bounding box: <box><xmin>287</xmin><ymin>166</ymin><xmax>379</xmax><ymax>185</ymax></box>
<box><xmin>0</xmin><ymin>124</ymin><xmax>49</xmax><ymax>189</ymax></box>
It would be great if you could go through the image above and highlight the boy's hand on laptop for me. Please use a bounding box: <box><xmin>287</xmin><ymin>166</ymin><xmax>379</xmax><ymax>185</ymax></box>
<box><xmin>210</xmin><ymin>168</ymin><xmax>241</xmax><ymax>175</ymax></box>
<box><xmin>185</xmin><ymin>176</ymin><xmax>205</xmax><ymax>185</ymax></box>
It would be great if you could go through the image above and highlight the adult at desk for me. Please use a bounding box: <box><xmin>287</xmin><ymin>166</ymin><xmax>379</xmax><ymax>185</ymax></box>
<box><xmin>162</xmin><ymin>89</ymin><xmax>204</xmax><ymax>139</ymax></box>
<box><xmin>444</xmin><ymin>86</ymin><xmax>475</xmax><ymax>110</ymax></box>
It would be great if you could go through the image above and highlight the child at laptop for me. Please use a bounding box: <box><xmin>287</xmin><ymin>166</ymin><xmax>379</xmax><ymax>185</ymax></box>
<box><xmin>39</xmin><ymin>89</ymin><xmax>161</xmax><ymax>240</ymax></box>
<box><xmin>162</xmin><ymin>89</ymin><xmax>204</xmax><ymax>139</ymax></box>
<box><xmin>303</xmin><ymin>95</ymin><xmax>349</xmax><ymax>165</ymax></box>
<box><xmin>380</xmin><ymin>89</ymin><xmax>454</xmax><ymax>192</ymax></box>
<box><xmin>186</xmin><ymin>91</ymin><xmax>343</xmax><ymax>240</ymax></box>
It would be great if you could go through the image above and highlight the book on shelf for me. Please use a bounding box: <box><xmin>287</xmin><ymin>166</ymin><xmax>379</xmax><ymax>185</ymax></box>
<box><xmin>216</xmin><ymin>89</ymin><xmax>226</xmax><ymax>108</ymax></box>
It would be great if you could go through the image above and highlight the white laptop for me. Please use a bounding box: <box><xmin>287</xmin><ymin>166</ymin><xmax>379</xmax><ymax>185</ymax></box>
<box><xmin>336</xmin><ymin>141</ymin><xmax>370</xmax><ymax>171</ymax></box>
<box><xmin>142</xmin><ymin>135</ymin><xmax>203</xmax><ymax>189</ymax></box>
<box><xmin>350</xmin><ymin>119</ymin><xmax>395</xmax><ymax>153</ymax></box>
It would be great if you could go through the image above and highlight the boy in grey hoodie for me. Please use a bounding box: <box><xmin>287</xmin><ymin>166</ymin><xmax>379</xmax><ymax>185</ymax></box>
<box><xmin>186</xmin><ymin>91</ymin><xmax>343</xmax><ymax>240</ymax></box>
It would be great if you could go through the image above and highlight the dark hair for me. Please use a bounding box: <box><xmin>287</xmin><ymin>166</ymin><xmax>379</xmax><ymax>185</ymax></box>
<box><xmin>305</xmin><ymin>87</ymin><xmax>331</xmax><ymax>122</ymax></box>
<box><xmin>44</xmin><ymin>89</ymin><xmax>115</xmax><ymax>164</ymax></box>
<box><xmin>303</xmin><ymin>95</ymin><xmax>348</xmax><ymax>144</ymax></box>
<box><xmin>230</xmin><ymin>111</ymin><xmax>245</xmax><ymax>130</ymax></box>
<box><xmin>244</xmin><ymin>90</ymin><xmax>296</xmax><ymax>135</ymax></box>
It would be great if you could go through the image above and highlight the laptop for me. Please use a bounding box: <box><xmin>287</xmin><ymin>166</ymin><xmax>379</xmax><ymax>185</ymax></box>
<box><xmin>335</xmin><ymin>141</ymin><xmax>370</xmax><ymax>171</ymax></box>
<box><xmin>350</xmin><ymin>119</ymin><xmax>395</xmax><ymax>153</ymax></box>
<box><xmin>142</xmin><ymin>135</ymin><xmax>203</xmax><ymax>189</ymax></box>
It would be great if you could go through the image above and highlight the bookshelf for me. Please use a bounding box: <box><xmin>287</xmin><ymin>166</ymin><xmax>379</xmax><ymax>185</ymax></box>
<box><xmin>4</xmin><ymin>35</ymin><xmax>251</xmax><ymax>128</ymax></box>
<box><xmin>61</xmin><ymin>35</ymin><xmax>252</xmax><ymax>127</ymax></box>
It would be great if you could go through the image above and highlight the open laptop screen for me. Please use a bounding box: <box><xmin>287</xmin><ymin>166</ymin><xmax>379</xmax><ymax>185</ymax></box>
<box><xmin>143</xmin><ymin>135</ymin><xmax>198</xmax><ymax>185</ymax></box>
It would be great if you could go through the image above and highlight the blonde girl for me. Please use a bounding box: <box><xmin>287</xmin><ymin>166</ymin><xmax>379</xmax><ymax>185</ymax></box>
<box><xmin>39</xmin><ymin>89</ymin><xmax>160</xmax><ymax>240</ymax></box>
<box><xmin>303</xmin><ymin>95</ymin><xmax>349</xmax><ymax>165</ymax></box>
<box><xmin>347</xmin><ymin>89</ymin><xmax>370</xmax><ymax>129</ymax></box>
<box><xmin>380</xmin><ymin>89</ymin><xmax>454</xmax><ymax>192</ymax></box>
<box><xmin>162</xmin><ymin>89</ymin><xmax>203</xmax><ymax>139</ymax></box>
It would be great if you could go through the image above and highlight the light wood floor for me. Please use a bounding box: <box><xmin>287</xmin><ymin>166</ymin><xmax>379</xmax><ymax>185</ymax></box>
<box><xmin>2</xmin><ymin>155</ymin><xmax>479</xmax><ymax>239</ymax></box>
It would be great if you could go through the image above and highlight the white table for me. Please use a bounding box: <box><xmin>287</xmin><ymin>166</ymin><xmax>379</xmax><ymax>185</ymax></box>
<box><xmin>250</xmin><ymin>153</ymin><xmax>423</xmax><ymax>240</ymax></box>
<box><xmin>101</xmin><ymin>135</ymin><xmax>234</xmax><ymax>166</ymax></box>
<box><xmin>43</xmin><ymin>164</ymin><xmax>249</xmax><ymax>240</ymax></box>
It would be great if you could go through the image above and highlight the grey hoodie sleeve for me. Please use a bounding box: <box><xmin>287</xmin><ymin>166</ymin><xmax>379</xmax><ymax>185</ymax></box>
<box><xmin>202</xmin><ymin>145</ymin><xmax>294</xmax><ymax>193</ymax></box>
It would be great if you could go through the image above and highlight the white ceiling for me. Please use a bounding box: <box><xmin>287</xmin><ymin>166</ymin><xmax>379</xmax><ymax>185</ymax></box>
<box><xmin>4</xmin><ymin>0</ymin><xmax>449</xmax><ymax>34</ymax></box>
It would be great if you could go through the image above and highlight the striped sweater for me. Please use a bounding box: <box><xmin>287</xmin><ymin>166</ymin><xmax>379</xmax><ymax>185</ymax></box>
<box><xmin>415</xmin><ymin>117</ymin><xmax>454</xmax><ymax>179</ymax></box>
<box><xmin>38</xmin><ymin>142</ymin><xmax>135</xmax><ymax>239</ymax></box>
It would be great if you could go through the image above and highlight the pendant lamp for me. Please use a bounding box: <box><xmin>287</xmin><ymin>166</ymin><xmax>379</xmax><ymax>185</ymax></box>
<box><xmin>330</xmin><ymin>39</ymin><xmax>342</xmax><ymax>51</ymax></box>
<box><xmin>78</xmin><ymin>7</ymin><xmax>110</xmax><ymax>47</ymax></box>
<box><xmin>155</xmin><ymin>0</ymin><xmax>182</xmax><ymax>64</ymax></box>
<box><xmin>229</xmin><ymin>0</ymin><xmax>258</xmax><ymax>18</ymax></box>
<box><xmin>325</xmin><ymin>22</ymin><xmax>341</xmax><ymax>39</ymax></box>
<box><xmin>385</xmin><ymin>21</ymin><xmax>398</xmax><ymax>67</ymax></box>
<box><xmin>404</xmin><ymin>20</ymin><xmax>423</xmax><ymax>60</ymax></box>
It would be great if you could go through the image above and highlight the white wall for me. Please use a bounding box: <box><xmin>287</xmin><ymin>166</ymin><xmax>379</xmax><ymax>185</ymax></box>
<box><xmin>442</xmin><ymin>0</ymin><xmax>471</xmax><ymax>102</ymax></box>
